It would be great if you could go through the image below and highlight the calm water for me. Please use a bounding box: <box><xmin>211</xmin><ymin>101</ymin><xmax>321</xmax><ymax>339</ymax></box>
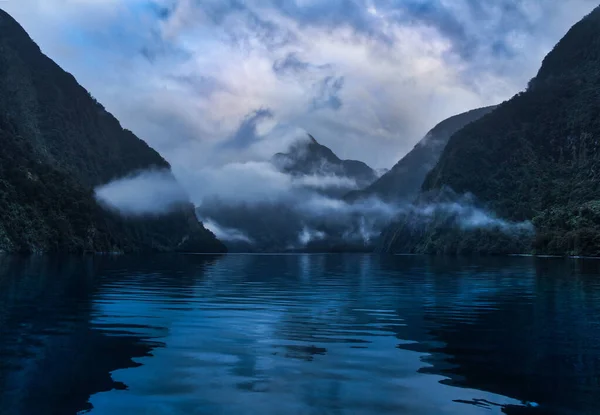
<box><xmin>0</xmin><ymin>254</ymin><xmax>599</xmax><ymax>415</ymax></box>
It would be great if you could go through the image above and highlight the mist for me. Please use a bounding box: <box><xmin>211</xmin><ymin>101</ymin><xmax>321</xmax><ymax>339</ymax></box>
<box><xmin>202</xmin><ymin>219</ymin><xmax>254</xmax><ymax>244</ymax></box>
<box><xmin>414</xmin><ymin>195</ymin><xmax>534</xmax><ymax>234</ymax></box>
<box><xmin>91</xmin><ymin>153</ymin><xmax>532</xmax><ymax>252</ymax></box>
<box><xmin>94</xmin><ymin>169</ymin><xmax>190</xmax><ymax>216</ymax></box>
<box><xmin>194</xmin><ymin>163</ymin><xmax>533</xmax><ymax>252</ymax></box>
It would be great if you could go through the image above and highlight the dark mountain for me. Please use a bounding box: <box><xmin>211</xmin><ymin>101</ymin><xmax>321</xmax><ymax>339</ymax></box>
<box><xmin>347</xmin><ymin>106</ymin><xmax>496</xmax><ymax>202</ymax></box>
<box><xmin>375</xmin><ymin>168</ymin><xmax>390</xmax><ymax>176</ymax></box>
<box><xmin>272</xmin><ymin>134</ymin><xmax>378</xmax><ymax>195</ymax></box>
<box><xmin>0</xmin><ymin>9</ymin><xmax>225</xmax><ymax>253</ymax></box>
<box><xmin>382</xmin><ymin>6</ymin><xmax>600</xmax><ymax>256</ymax></box>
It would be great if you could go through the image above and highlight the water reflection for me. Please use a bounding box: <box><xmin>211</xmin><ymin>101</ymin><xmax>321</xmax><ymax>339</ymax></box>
<box><xmin>0</xmin><ymin>255</ymin><xmax>219</xmax><ymax>415</ymax></box>
<box><xmin>0</xmin><ymin>254</ymin><xmax>598</xmax><ymax>414</ymax></box>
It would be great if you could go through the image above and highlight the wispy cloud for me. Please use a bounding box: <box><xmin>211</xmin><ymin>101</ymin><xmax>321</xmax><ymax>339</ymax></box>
<box><xmin>94</xmin><ymin>169</ymin><xmax>189</xmax><ymax>215</ymax></box>
<box><xmin>202</xmin><ymin>219</ymin><xmax>254</xmax><ymax>244</ymax></box>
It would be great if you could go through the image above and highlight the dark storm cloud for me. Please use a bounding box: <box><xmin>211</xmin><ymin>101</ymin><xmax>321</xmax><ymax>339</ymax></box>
<box><xmin>220</xmin><ymin>109</ymin><xmax>274</xmax><ymax>150</ymax></box>
<box><xmin>140</xmin><ymin>42</ymin><xmax>191</xmax><ymax>63</ymax></box>
<box><xmin>386</xmin><ymin>0</ymin><xmax>532</xmax><ymax>59</ymax></box>
<box><xmin>170</xmin><ymin>74</ymin><xmax>225</xmax><ymax>97</ymax></box>
<box><xmin>145</xmin><ymin>1</ymin><xmax>175</xmax><ymax>21</ymax></box>
<box><xmin>243</xmin><ymin>10</ymin><xmax>298</xmax><ymax>50</ymax></box>
<box><xmin>153</xmin><ymin>0</ymin><xmax>567</xmax><ymax>82</ymax></box>
<box><xmin>269</xmin><ymin>0</ymin><xmax>539</xmax><ymax>62</ymax></box>
<box><xmin>273</xmin><ymin>53</ymin><xmax>311</xmax><ymax>75</ymax></box>
<box><xmin>203</xmin><ymin>0</ymin><xmax>529</xmax><ymax>61</ymax></box>
<box><xmin>229</xmin><ymin>0</ymin><xmax>572</xmax><ymax>66</ymax></box>
<box><xmin>272</xmin><ymin>53</ymin><xmax>333</xmax><ymax>80</ymax></box>
<box><xmin>270</xmin><ymin>0</ymin><xmax>375</xmax><ymax>32</ymax></box>
<box><xmin>390</xmin><ymin>1</ymin><xmax>474</xmax><ymax>57</ymax></box>
<box><xmin>192</xmin><ymin>0</ymin><xmax>247</xmax><ymax>25</ymax></box>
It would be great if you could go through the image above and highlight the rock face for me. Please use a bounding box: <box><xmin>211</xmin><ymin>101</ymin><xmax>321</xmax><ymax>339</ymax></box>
<box><xmin>272</xmin><ymin>134</ymin><xmax>378</xmax><ymax>196</ymax></box>
<box><xmin>346</xmin><ymin>106</ymin><xmax>496</xmax><ymax>203</ymax></box>
<box><xmin>382</xmin><ymin>6</ymin><xmax>600</xmax><ymax>256</ymax></box>
<box><xmin>0</xmin><ymin>9</ymin><xmax>225</xmax><ymax>253</ymax></box>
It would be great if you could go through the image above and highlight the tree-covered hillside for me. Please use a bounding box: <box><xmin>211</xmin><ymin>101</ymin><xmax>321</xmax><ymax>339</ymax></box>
<box><xmin>382</xmin><ymin>6</ymin><xmax>600</xmax><ymax>256</ymax></box>
<box><xmin>0</xmin><ymin>9</ymin><xmax>225</xmax><ymax>253</ymax></box>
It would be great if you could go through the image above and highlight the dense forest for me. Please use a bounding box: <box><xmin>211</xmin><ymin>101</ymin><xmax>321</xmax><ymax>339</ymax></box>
<box><xmin>382</xmin><ymin>6</ymin><xmax>600</xmax><ymax>256</ymax></box>
<box><xmin>0</xmin><ymin>9</ymin><xmax>225</xmax><ymax>253</ymax></box>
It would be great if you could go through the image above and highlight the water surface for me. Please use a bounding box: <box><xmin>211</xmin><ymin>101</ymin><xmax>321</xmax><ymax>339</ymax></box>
<box><xmin>0</xmin><ymin>254</ymin><xmax>599</xmax><ymax>414</ymax></box>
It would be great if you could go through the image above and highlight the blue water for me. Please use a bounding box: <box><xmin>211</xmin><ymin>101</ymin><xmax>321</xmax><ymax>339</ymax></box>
<box><xmin>0</xmin><ymin>254</ymin><xmax>599</xmax><ymax>415</ymax></box>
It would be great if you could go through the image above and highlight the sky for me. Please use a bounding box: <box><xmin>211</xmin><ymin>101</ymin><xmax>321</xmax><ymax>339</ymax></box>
<box><xmin>3</xmin><ymin>0</ymin><xmax>598</xmax><ymax>175</ymax></box>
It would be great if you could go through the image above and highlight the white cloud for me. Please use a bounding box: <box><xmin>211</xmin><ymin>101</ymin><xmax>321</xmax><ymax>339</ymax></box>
<box><xmin>94</xmin><ymin>169</ymin><xmax>190</xmax><ymax>215</ymax></box>
<box><xmin>202</xmin><ymin>219</ymin><xmax>254</xmax><ymax>243</ymax></box>
<box><xmin>298</xmin><ymin>227</ymin><xmax>326</xmax><ymax>246</ymax></box>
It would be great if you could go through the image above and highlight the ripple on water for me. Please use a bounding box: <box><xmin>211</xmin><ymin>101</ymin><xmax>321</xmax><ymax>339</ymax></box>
<box><xmin>0</xmin><ymin>254</ymin><xmax>598</xmax><ymax>415</ymax></box>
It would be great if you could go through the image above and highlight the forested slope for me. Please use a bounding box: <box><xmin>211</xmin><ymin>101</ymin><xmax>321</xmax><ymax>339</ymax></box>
<box><xmin>0</xmin><ymin>9</ymin><xmax>225</xmax><ymax>253</ymax></box>
<box><xmin>382</xmin><ymin>6</ymin><xmax>600</xmax><ymax>256</ymax></box>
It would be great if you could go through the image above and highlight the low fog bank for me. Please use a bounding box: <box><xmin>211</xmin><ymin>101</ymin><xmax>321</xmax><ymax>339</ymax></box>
<box><xmin>202</xmin><ymin>219</ymin><xmax>254</xmax><ymax>244</ymax></box>
<box><xmin>174</xmin><ymin>160</ymin><xmax>364</xmax><ymax>206</ymax></box>
<box><xmin>412</xmin><ymin>191</ymin><xmax>534</xmax><ymax>233</ymax></box>
<box><xmin>92</xmin><ymin>145</ymin><xmax>533</xmax><ymax>254</ymax></box>
<box><xmin>379</xmin><ymin>189</ymin><xmax>535</xmax><ymax>255</ymax></box>
<box><xmin>197</xmin><ymin>188</ymin><xmax>533</xmax><ymax>253</ymax></box>
<box><xmin>196</xmin><ymin>194</ymin><xmax>397</xmax><ymax>252</ymax></box>
<box><xmin>94</xmin><ymin>169</ymin><xmax>190</xmax><ymax>216</ymax></box>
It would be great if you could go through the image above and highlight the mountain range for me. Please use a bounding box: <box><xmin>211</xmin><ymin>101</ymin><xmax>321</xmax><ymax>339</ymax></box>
<box><xmin>2</xmin><ymin>5</ymin><xmax>600</xmax><ymax>256</ymax></box>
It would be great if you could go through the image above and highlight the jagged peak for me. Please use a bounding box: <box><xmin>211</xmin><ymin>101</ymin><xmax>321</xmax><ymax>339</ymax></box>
<box><xmin>307</xmin><ymin>133</ymin><xmax>319</xmax><ymax>145</ymax></box>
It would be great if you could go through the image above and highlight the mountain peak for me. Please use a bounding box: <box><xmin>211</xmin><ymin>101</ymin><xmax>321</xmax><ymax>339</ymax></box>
<box><xmin>272</xmin><ymin>134</ymin><xmax>377</xmax><ymax>196</ymax></box>
<box><xmin>532</xmin><ymin>5</ymin><xmax>600</xmax><ymax>86</ymax></box>
<box><xmin>307</xmin><ymin>133</ymin><xmax>319</xmax><ymax>145</ymax></box>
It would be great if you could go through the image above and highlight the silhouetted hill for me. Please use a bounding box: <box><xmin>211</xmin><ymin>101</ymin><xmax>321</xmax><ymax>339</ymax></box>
<box><xmin>347</xmin><ymin>106</ymin><xmax>496</xmax><ymax>202</ymax></box>
<box><xmin>272</xmin><ymin>134</ymin><xmax>378</xmax><ymax>195</ymax></box>
<box><xmin>0</xmin><ymin>9</ymin><xmax>225</xmax><ymax>253</ymax></box>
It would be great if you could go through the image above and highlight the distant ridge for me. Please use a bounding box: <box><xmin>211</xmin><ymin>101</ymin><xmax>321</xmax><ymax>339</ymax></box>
<box><xmin>346</xmin><ymin>106</ymin><xmax>496</xmax><ymax>203</ymax></box>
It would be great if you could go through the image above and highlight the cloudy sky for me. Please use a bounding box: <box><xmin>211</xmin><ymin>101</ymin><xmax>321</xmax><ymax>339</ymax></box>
<box><xmin>4</xmin><ymin>0</ymin><xmax>598</xmax><ymax>174</ymax></box>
